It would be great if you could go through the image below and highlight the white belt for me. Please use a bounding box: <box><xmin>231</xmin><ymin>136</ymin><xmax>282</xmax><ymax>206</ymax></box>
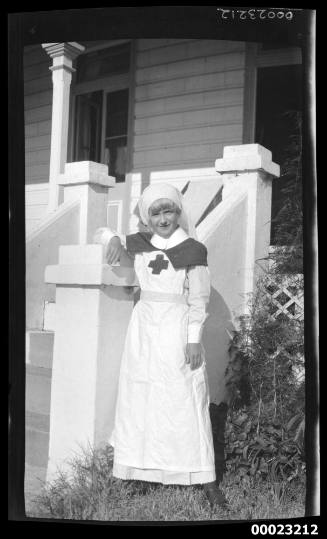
<box><xmin>140</xmin><ymin>290</ymin><xmax>187</xmax><ymax>304</ymax></box>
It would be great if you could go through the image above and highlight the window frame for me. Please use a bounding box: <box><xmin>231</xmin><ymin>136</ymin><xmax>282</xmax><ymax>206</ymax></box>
<box><xmin>68</xmin><ymin>40</ymin><xmax>135</xmax><ymax>181</ymax></box>
<box><xmin>73</xmin><ymin>90</ymin><xmax>103</xmax><ymax>163</ymax></box>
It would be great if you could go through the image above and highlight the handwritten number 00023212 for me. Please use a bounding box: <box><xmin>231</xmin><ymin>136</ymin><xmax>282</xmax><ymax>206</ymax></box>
<box><xmin>216</xmin><ymin>9</ymin><xmax>294</xmax><ymax>21</ymax></box>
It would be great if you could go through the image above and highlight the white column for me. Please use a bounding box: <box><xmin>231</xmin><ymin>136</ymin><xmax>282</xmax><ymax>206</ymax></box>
<box><xmin>58</xmin><ymin>161</ymin><xmax>116</xmax><ymax>244</ymax></box>
<box><xmin>215</xmin><ymin>144</ymin><xmax>280</xmax><ymax>308</ymax></box>
<box><xmin>45</xmin><ymin>245</ymin><xmax>138</xmax><ymax>482</ymax></box>
<box><xmin>42</xmin><ymin>42</ymin><xmax>85</xmax><ymax>213</ymax></box>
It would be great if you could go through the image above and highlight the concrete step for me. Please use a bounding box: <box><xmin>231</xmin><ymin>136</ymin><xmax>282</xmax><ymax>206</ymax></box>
<box><xmin>26</xmin><ymin>330</ymin><xmax>54</xmax><ymax>369</ymax></box>
<box><xmin>25</xmin><ymin>424</ymin><xmax>49</xmax><ymax>469</ymax></box>
<box><xmin>24</xmin><ymin>462</ymin><xmax>47</xmax><ymax>516</ymax></box>
<box><xmin>26</xmin><ymin>409</ymin><xmax>50</xmax><ymax>432</ymax></box>
<box><xmin>25</xmin><ymin>411</ymin><xmax>50</xmax><ymax>470</ymax></box>
<box><xmin>26</xmin><ymin>364</ymin><xmax>52</xmax><ymax>416</ymax></box>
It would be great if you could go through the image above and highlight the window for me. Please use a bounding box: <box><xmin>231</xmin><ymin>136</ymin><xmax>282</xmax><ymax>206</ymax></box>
<box><xmin>72</xmin><ymin>43</ymin><xmax>132</xmax><ymax>182</ymax></box>
<box><xmin>105</xmin><ymin>89</ymin><xmax>129</xmax><ymax>183</ymax></box>
<box><xmin>76</xmin><ymin>43</ymin><xmax>131</xmax><ymax>83</ymax></box>
<box><xmin>74</xmin><ymin>91</ymin><xmax>102</xmax><ymax>162</ymax></box>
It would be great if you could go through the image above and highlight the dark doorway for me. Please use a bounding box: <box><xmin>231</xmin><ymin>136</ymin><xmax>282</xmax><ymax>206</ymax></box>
<box><xmin>255</xmin><ymin>64</ymin><xmax>303</xmax><ymax>244</ymax></box>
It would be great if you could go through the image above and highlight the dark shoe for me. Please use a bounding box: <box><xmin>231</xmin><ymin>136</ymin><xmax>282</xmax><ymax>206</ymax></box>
<box><xmin>203</xmin><ymin>481</ymin><xmax>228</xmax><ymax>509</ymax></box>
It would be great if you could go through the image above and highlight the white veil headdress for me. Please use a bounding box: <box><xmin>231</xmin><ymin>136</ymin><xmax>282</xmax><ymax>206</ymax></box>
<box><xmin>138</xmin><ymin>183</ymin><xmax>198</xmax><ymax>239</ymax></box>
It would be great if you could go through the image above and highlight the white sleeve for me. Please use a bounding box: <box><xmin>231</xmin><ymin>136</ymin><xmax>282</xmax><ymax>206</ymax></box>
<box><xmin>186</xmin><ymin>265</ymin><xmax>211</xmax><ymax>343</ymax></box>
<box><xmin>93</xmin><ymin>227</ymin><xmax>127</xmax><ymax>250</ymax></box>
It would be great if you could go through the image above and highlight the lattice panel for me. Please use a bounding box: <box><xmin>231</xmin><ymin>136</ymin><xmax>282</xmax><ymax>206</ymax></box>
<box><xmin>264</xmin><ymin>274</ymin><xmax>304</xmax><ymax>384</ymax></box>
<box><xmin>264</xmin><ymin>274</ymin><xmax>304</xmax><ymax>321</ymax></box>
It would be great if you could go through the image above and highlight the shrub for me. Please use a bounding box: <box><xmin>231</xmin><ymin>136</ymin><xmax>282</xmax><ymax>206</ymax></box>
<box><xmin>225</xmin><ymin>408</ymin><xmax>305</xmax><ymax>483</ymax></box>
<box><xmin>223</xmin><ymin>272</ymin><xmax>305</xmax><ymax>484</ymax></box>
<box><xmin>222</xmin><ymin>110</ymin><xmax>304</xmax><ymax>485</ymax></box>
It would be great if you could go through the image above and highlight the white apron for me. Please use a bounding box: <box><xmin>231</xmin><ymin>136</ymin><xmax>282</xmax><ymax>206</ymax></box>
<box><xmin>110</xmin><ymin>247</ymin><xmax>216</xmax><ymax>485</ymax></box>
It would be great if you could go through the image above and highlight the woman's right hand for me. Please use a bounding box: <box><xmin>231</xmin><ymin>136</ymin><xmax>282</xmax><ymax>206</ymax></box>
<box><xmin>106</xmin><ymin>236</ymin><xmax>123</xmax><ymax>264</ymax></box>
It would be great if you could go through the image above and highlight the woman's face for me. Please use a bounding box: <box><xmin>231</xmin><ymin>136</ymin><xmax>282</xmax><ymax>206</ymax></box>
<box><xmin>148</xmin><ymin>198</ymin><xmax>181</xmax><ymax>238</ymax></box>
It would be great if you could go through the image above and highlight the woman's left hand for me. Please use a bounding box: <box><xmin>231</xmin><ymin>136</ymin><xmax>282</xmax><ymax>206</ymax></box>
<box><xmin>185</xmin><ymin>343</ymin><xmax>203</xmax><ymax>370</ymax></box>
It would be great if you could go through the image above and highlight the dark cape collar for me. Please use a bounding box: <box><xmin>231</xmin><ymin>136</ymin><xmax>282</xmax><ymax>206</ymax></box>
<box><xmin>126</xmin><ymin>231</ymin><xmax>208</xmax><ymax>269</ymax></box>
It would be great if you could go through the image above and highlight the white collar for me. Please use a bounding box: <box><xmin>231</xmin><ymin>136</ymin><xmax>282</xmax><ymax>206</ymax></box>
<box><xmin>150</xmin><ymin>226</ymin><xmax>189</xmax><ymax>250</ymax></box>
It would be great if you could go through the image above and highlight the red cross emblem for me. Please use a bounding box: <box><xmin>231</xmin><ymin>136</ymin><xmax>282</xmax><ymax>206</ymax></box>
<box><xmin>148</xmin><ymin>254</ymin><xmax>169</xmax><ymax>274</ymax></box>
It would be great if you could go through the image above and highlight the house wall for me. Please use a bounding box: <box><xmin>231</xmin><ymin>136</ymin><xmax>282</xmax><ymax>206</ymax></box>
<box><xmin>24</xmin><ymin>40</ymin><xmax>301</xmax><ymax>237</ymax></box>
<box><xmin>133</xmin><ymin>39</ymin><xmax>245</xmax><ymax>170</ymax></box>
<box><xmin>25</xmin><ymin>183</ymin><xmax>49</xmax><ymax>236</ymax></box>
<box><xmin>24</xmin><ymin>39</ymin><xmax>246</xmax><ymax>234</ymax></box>
<box><xmin>124</xmin><ymin>38</ymin><xmax>246</xmax><ymax>226</ymax></box>
<box><xmin>24</xmin><ymin>45</ymin><xmax>52</xmax><ymax>232</ymax></box>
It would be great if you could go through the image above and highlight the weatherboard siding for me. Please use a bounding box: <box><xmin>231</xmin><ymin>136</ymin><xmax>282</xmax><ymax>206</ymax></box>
<box><xmin>132</xmin><ymin>39</ymin><xmax>245</xmax><ymax>171</ymax></box>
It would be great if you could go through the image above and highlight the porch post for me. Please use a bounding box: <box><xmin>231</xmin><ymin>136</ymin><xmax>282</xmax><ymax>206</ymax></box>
<box><xmin>215</xmin><ymin>143</ymin><xmax>280</xmax><ymax>310</ymax></box>
<box><xmin>58</xmin><ymin>161</ymin><xmax>116</xmax><ymax>244</ymax></box>
<box><xmin>45</xmin><ymin>245</ymin><xmax>138</xmax><ymax>482</ymax></box>
<box><xmin>42</xmin><ymin>42</ymin><xmax>85</xmax><ymax>213</ymax></box>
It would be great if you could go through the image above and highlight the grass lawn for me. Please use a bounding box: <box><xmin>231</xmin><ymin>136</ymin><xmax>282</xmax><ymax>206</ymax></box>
<box><xmin>25</xmin><ymin>446</ymin><xmax>306</xmax><ymax>522</ymax></box>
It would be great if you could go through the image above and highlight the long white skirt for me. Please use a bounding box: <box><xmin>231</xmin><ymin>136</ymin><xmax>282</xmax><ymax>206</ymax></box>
<box><xmin>110</xmin><ymin>298</ymin><xmax>216</xmax><ymax>485</ymax></box>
